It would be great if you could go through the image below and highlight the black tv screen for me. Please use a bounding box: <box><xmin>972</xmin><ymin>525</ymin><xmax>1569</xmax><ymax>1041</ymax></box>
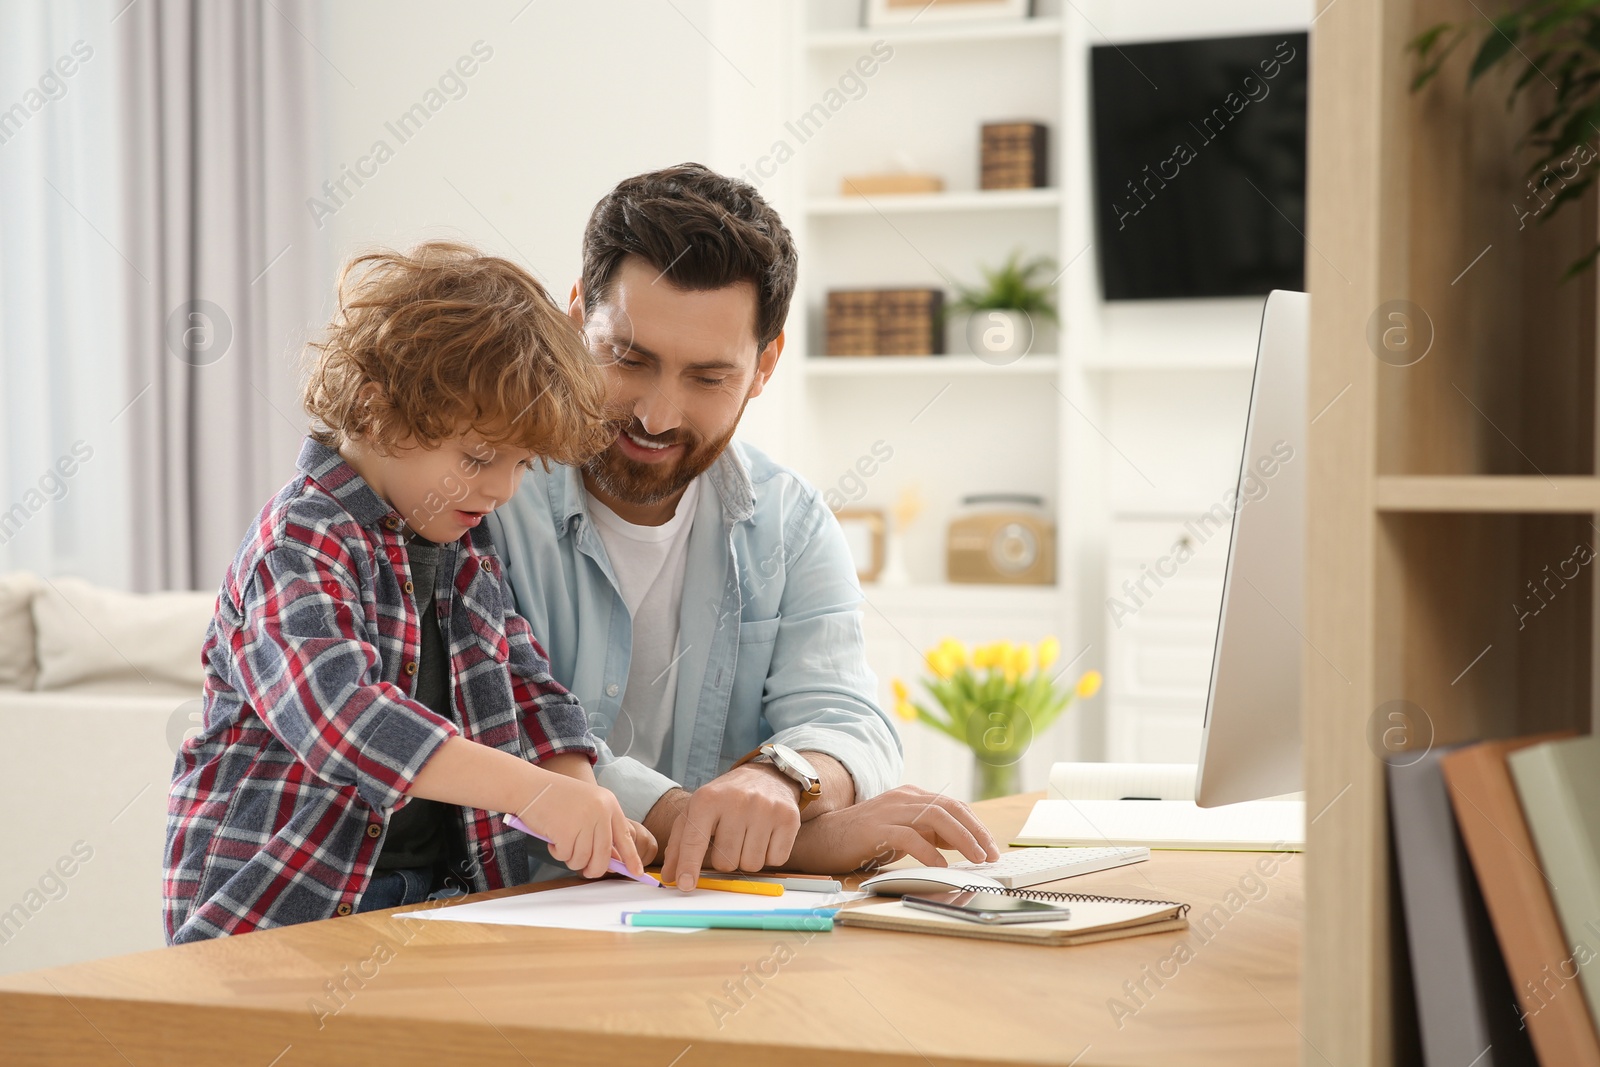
<box><xmin>1091</xmin><ymin>33</ymin><xmax>1308</xmax><ymax>301</ymax></box>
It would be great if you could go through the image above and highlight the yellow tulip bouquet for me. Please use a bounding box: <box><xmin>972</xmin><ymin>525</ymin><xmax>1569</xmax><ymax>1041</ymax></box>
<box><xmin>892</xmin><ymin>636</ymin><xmax>1102</xmax><ymax>800</ymax></box>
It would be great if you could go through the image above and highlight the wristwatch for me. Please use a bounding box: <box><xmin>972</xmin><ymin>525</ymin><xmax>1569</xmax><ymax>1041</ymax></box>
<box><xmin>733</xmin><ymin>742</ymin><xmax>822</xmax><ymax>812</ymax></box>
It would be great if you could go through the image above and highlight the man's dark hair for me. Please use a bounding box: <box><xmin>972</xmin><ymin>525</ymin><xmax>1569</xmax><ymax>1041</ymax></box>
<box><xmin>581</xmin><ymin>163</ymin><xmax>798</xmax><ymax>352</ymax></box>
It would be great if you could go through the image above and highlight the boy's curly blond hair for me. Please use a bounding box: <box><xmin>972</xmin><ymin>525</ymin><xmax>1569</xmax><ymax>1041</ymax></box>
<box><xmin>302</xmin><ymin>241</ymin><xmax>613</xmax><ymax>465</ymax></box>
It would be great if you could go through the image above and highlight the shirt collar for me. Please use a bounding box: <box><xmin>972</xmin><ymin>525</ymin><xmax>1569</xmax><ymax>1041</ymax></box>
<box><xmin>705</xmin><ymin>444</ymin><xmax>756</xmax><ymax>523</ymax></box>
<box><xmin>546</xmin><ymin>443</ymin><xmax>756</xmax><ymax>536</ymax></box>
<box><xmin>295</xmin><ymin>435</ymin><xmax>405</xmax><ymax>530</ymax></box>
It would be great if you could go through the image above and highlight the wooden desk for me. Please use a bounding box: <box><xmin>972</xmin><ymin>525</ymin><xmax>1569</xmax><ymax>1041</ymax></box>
<box><xmin>0</xmin><ymin>793</ymin><xmax>1302</xmax><ymax>1066</ymax></box>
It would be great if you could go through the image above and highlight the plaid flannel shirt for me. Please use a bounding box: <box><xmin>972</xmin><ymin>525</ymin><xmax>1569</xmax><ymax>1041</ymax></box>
<box><xmin>164</xmin><ymin>436</ymin><xmax>598</xmax><ymax>943</ymax></box>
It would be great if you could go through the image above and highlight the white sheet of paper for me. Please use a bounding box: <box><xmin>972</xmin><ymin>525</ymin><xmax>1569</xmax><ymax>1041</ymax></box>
<box><xmin>395</xmin><ymin>879</ymin><xmax>867</xmax><ymax>933</ymax></box>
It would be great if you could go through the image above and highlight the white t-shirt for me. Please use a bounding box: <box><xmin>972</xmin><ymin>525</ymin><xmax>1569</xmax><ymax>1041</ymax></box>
<box><xmin>585</xmin><ymin>478</ymin><xmax>700</xmax><ymax>775</ymax></box>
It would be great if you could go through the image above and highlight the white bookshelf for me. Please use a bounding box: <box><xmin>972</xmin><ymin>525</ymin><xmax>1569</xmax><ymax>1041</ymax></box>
<box><xmin>752</xmin><ymin>0</ymin><xmax>1312</xmax><ymax>794</ymax></box>
<box><xmin>860</xmin><ymin>582</ymin><xmax>1064</xmax><ymax>614</ymax></box>
<box><xmin>803</xmin><ymin>354</ymin><xmax>1060</xmax><ymax>377</ymax></box>
<box><xmin>806</xmin><ymin>187</ymin><xmax>1062</xmax><ymax>215</ymax></box>
<box><xmin>805</xmin><ymin>16</ymin><xmax>1064</xmax><ymax>50</ymax></box>
<box><xmin>781</xmin><ymin>0</ymin><xmax>1075</xmax><ymax>799</ymax></box>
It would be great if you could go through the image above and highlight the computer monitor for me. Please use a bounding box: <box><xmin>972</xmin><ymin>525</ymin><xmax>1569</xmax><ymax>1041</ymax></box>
<box><xmin>1194</xmin><ymin>289</ymin><xmax>1308</xmax><ymax>807</ymax></box>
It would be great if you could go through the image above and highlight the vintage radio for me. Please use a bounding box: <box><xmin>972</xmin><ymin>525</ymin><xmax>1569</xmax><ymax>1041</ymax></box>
<box><xmin>946</xmin><ymin>494</ymin><xmax>1055</xmax><ymax>585</ymax></box>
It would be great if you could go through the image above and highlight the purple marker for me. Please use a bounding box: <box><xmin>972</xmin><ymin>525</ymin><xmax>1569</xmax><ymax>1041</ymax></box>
<box><xmin>502</xmin><ymin>813</ymin><xmax>658</xmax><ymax>886</ymax></box>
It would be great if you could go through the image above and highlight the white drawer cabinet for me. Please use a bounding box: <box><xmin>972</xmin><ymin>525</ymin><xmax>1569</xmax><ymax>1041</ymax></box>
<box><xmin>1104</xmin><ymin>514</ymin><xmax>1229</xmax><ymax>763</ymax></box>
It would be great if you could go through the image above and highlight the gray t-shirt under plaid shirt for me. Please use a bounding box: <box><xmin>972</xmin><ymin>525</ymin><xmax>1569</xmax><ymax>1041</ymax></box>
<box><xmin>373</xmin><ymin>534</ymin><xmax>457</xmax><ymax>871</ymax></box>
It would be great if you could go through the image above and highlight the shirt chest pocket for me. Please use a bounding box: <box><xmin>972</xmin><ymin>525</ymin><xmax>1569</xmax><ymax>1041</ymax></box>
<box><xmin>452</xmin><ymin>559</ymin><xmax>511</xmax><ymax>665</ymax></box>
<box><xmin>474</xmin><ymin>625</ymin><xmax>511</xmax><ymax>665</ymax></box>
<box><xmin>723</xmin><ymin>616</ymin><xmax>782</xmax><ymax>757</ymax></box>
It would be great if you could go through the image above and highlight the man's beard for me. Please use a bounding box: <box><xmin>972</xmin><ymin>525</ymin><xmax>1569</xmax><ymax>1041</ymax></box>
<box><xmin>582</xmin><ymin>400</ymin><xmax>748</xmax><ymax>507</ymax></box>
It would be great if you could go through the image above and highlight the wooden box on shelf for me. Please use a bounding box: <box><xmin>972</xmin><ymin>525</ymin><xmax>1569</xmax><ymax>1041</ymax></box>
<box><xmin>841</xmin><ymin>173</ymin><xmax>945</xmax><ymax>197</ymax></box>
<box><xmin>825</xmin><ymin>288</ymin><xmax>945</xmax><ymax>356</ymax></box>
<box><xmin>824</xmin><ymin>290</ymin><xmax>878</xmax><ymax>356</ymax></box>
<box><xmin>981</xmin><ymin>122</ymin><xmax>1049</xmax><ymax>190</ymax></box>
<box><xmin>878</xmin><ymin>289</ymin><xmax>944</xmax><ymax>355</ymax></box>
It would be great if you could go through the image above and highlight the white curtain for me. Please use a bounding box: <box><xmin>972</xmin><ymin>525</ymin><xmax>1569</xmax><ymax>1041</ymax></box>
<box><xmin>0</xmin><ymin>0</ymin><xmax>328</xmax><ymax>592</ymax></box>
<box><xmin>117</xmin><ymin>0</ymin><xmax>329</xmax><ymax>591</ymax></box>
<box><xmin>0</xmin><ymin>1</ymin><xmax>134</xmax><ymax>588</ymax></box>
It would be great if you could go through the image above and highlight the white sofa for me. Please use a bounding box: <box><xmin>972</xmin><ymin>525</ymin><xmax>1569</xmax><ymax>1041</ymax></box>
<box><xmin>0</xmin><ymin>571</ymin><xmax>213</xmax><ymax>976</ymax></box>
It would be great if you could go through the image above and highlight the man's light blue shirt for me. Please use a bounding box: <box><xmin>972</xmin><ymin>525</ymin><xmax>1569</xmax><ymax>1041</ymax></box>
<box><xmin>485</xmin><ymin>438</ymin><xmax>903</xmax><ymax>827</ymax></box>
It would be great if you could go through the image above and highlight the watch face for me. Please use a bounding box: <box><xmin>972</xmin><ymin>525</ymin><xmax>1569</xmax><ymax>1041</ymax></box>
<box><xmin>766</xmin><ymin>743</ymin><xmax>819</xmax><ymax>785</ymax></box>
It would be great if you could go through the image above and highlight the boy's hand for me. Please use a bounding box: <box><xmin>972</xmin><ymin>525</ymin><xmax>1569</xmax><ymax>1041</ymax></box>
<box><xmin>512</xmin><ymin>773</ymin><xmax>643</xmax><ymax>880</ymax></box>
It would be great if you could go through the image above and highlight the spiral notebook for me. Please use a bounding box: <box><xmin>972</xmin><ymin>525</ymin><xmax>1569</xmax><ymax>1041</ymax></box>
<box><xmin>838</xmin><ymin>886</ymin><xmax>1190</xmax><ymax>946</ymax></box>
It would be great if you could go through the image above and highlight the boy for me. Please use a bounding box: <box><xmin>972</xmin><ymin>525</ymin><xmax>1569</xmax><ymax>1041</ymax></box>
<box><xmin>164</xmin><ymin>241</ymin><xmax>648</xmax><ymax>943</ymax></box>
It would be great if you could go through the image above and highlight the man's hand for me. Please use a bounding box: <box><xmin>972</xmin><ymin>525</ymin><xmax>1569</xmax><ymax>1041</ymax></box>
<box><xmin>657</xmin><ymin>763</ymin><xmax>802</xmax><ymax>890</ymax></box>
<box><xmin>627</xmin><ymin>819</ymin><xmax>658</xmax><ymax>868</ymax></box>
<box><xmin>782</xmin><ymin>785</ymin><xmax>1000</xmax><ymax>874</ymax></box>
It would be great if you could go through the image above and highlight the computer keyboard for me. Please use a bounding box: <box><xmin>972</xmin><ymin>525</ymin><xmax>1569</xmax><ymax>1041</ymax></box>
<box><xmin>949</xmin><ymin>846</ymin><xmax>1150</xmax><ymax>889</ymax></box>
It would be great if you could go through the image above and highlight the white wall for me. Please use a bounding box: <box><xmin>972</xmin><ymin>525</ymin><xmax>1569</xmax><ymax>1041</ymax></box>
<box><xmin>320</xmin><ymin>0</ymin><xmax>810</xmax><ymax>453</ymax></box>
<box><xmin>322</xmin><ymin>0</ymin><xmax>714</xmax><ymax>302</ymax></box>
<box><xmin>1078</xmin><ymin>0</ymin><xmax>1312</xmax><ymax>516</ymax></box>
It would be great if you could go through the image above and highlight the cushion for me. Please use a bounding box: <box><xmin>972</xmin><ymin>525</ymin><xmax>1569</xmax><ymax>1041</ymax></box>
<box><xmin>0</xmin><ymin>571</ymin><xmax>41</xmax><ymax>690</ymax></box>
<box><xmin>33</xmin><ymin>577</ymin><xmax>216</xmax><ymax>696</ymax></box>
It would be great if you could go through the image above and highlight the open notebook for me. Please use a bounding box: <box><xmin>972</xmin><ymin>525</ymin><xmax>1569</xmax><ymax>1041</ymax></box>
<box><xmin>839</xmin><ymin>888</ymin><xmax>1189</xmax><ymax>946</ymax></box>
<box><xmin>1014</xmin><ymin>798</ymin><xmax>1305</xmax><ymax>851</ymax></box>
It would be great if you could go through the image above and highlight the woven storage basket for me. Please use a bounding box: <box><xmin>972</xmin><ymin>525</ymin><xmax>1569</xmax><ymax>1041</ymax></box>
<box><xmin>825</xmin><ymin>288</ymin><xmax>944</xmax><ymax>356</ymax></box>
<box><xmin>981</xmin><ymin>122</ymin><xmax>1049</xmax><ymax>190</ymax></box>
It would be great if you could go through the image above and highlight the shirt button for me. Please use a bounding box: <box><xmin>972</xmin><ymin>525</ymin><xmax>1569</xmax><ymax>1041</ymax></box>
<box><xmin>384</xmin><ymin>516</ymin><xmax>401</xmax><ymax>530</ymax></box>
<box><xmin>336</xmin><ymin>903</ymin><xmax>353</xmax><ymax>916</ymax></box>
<box><xmin>605</xmin><ymin>683</ymin><xmax>619</xmax><ymax>697</ymax></box>
<box><xmin>484</xmin><ymin>558</ymin><xmax>497</xmax><ymax>576</ymax></box>
<box><xmin>405</xmin><ymin>661</ymin><xmax>418</xmax><ymax>676</ymax></box>
<box><xmin>366</xmin><ymin>823</ymin><xmax>382</xmax><ymax>838</ymax></box>
<box><xmin>403</xmin><ymin>580</ymin><xmax>414</xmax><ymax>594</ymax></box>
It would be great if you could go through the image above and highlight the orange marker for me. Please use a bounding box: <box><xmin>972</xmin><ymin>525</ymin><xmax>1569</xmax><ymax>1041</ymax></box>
<box><xmin>648</xmin><ymin>871</ymin><xmax>785</xmax><ymax>896</ymax></box>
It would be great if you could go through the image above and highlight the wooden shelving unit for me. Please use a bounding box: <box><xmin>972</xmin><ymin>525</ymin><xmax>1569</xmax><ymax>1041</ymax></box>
<box><xmin>1305</xmin><ymin>0</ymin><xmax>1598</xmax><ymax>1061</ymax></box>
<box><xmin>1375</xmin><ymin>476</ymin><xmax>1600</xmax><ymax>513</ymax></box>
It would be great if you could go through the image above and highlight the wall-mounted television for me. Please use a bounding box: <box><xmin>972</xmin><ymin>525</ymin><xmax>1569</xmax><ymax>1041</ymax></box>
<box><xmin>1091</xmin><ymin>32</ymin><xmax>1308</xmax><ymax>301</ymax></box>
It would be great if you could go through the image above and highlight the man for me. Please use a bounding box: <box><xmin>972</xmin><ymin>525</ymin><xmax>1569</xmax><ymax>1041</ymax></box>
<box><xmin>487</xmin><ymin>163</ymin><xmax>998</xmax><ymax>889</ymax></box>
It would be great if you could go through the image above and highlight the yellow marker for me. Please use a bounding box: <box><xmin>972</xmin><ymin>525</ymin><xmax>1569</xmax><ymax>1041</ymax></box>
<box><xmin>648</xmin><ymin>871</ymin><xmax>784</xmax><ymax>897</ymax></box>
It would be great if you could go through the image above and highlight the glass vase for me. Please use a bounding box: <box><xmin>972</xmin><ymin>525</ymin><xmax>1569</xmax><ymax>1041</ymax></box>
<box><xmin>973</xmin><ymin>756</ymin><xmax>1023</xmax><ymax>801</ymax></box>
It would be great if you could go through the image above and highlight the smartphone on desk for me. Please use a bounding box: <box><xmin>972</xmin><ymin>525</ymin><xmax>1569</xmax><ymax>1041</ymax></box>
<box><xmin>901</xmin><ymin>890</ymin><xmax>1070</xmax><ymax>925</ymax></box>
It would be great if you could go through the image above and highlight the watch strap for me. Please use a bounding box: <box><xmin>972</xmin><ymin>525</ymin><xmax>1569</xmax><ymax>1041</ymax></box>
<box><xmin>733</xmin><ymin>745</ymin><xmax>821</xmax><ymax>810</ymax></box>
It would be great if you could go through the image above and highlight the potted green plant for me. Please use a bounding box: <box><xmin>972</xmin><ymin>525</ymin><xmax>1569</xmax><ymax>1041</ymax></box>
<box><xmin>949</xmin><ymin>249</ymin><xmax>1059</xmax><ymax>362</ymax></box>
<box><xmin>1410</xmin><ymin>2</ymin><xmax>1600</xmax><ymax>277</ymax></box>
